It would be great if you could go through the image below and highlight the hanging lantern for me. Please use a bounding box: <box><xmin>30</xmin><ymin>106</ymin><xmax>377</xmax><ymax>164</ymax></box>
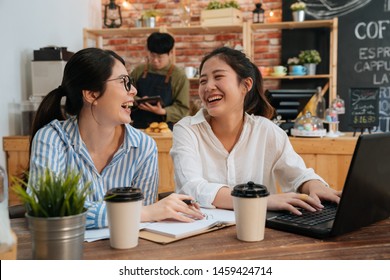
<box><xmin>252</xmin><ymin>3</ymin><xmax>265</xmax><ymax>24</ymax></box>
<box><xmin>104</xmin><ymin>0</ymin><xmax>122</xmax><ymax>28</ymax></box>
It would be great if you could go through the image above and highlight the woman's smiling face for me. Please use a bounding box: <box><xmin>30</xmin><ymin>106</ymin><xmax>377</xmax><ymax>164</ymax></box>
<box><xmin>198</xmin><ymin>56</ymin><xmax>248</xmax><ymax>118</ymax></box>
<box><xmin>89</xmin><ymin>59</ymin><xmax>137</xmax><ymax>126</ymax></box>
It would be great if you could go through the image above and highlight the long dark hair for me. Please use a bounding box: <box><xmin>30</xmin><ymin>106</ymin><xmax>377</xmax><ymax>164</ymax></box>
<box><xmin>199</xmin><ymin>47</ymin><xmax>274</xmax><ymax>119</ymax></box>
<box><xmin>30</xmin><ymin>47</ymin><xmax>125</xmax><ymax>156</ymax></box>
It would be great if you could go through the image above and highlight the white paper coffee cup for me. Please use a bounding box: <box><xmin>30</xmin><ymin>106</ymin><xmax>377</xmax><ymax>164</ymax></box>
<box><xmin>104</xmin><ymin>187</ymin><xmax>144</xmax><ymax>249</ymax></box>
<box><xmin>231</xmin><ymin>181</ymin><xmax>269</xmax><ymax>242</ymax></box>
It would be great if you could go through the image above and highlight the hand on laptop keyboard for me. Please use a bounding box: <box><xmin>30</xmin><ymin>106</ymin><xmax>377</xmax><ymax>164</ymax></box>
<box><xmin>299</xmin><ymin>180</ymin><xmax>342</xmax><ymax>205</ymax></box>
<box><xmin>267</xmin><ymin>180</ymin><xmax>341</xmax><ymax>216</ymax></box>
<box><xmin>267</xmin><ymin>192</ymin><xmax>324</xmax><ymax>215</ymax></box>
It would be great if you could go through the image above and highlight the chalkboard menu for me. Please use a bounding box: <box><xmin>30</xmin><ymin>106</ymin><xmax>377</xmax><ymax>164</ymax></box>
<box><xmin>349</xmin><ymin>88</ymin><xmax>379</xmax><ymax>130</ymax></box>
<box><xmin>336</xmin><ymin>1</ymin><xmax>390</xmax><ymax>132</ymax></box>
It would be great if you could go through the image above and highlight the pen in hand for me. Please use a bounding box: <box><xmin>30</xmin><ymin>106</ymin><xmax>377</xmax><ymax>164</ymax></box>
<box><xmin>183</xmin><ymin>199</ymin><xmax>198</xmax><ymax>205</ymax></box>
<box><xmin>182</xmin><ymin>199</ymin><xmax>204</xmax><ymax>219</ymax></box>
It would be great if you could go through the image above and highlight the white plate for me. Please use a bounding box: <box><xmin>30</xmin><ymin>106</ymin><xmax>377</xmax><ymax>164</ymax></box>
<box><xmin>291</xmin><ymin>129</ymin><xmax>327</xmax><ymax>137</ymax></box>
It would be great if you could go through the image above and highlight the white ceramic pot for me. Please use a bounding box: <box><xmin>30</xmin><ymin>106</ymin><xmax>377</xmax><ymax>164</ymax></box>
<box><xmin>143</xmin><ymin>17</ymin><xmax>156</xmax><ymax>28</ymax></box>
<box><xmin>292</xmin><ymin>10</ymin><xmax>305</xmax><ymax>22</ymax></box>
<box><xmin>304</xmin><ymin>63</ymin><xmax>317</xmax><ymax>75</ymax></box>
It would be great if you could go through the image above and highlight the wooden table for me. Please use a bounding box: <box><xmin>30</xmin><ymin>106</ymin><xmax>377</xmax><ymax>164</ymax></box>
<box><xmin>10</xmin><ymin>217</ymin><xmax>390</xmax><ymax>260</ymax></box>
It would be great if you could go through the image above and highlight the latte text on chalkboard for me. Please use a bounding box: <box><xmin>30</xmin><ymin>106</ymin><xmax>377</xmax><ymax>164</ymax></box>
<box><xmin>349</xmin><ymin>87</ymin><xmax>379</xmax><ymax>133</ymax></box>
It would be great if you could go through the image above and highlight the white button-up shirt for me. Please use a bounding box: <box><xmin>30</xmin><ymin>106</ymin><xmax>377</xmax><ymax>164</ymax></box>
<box><xmin>170</xmin><ymin>109</ymin><xmax>327</xmax><ymax>208</ymax></box>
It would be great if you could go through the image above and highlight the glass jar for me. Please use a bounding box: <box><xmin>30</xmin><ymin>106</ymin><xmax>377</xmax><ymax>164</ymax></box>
<box><xmin>0</xmin><ymin>165</ymin><xmax>15</xmax><ymax>255</ymax></box>
<box><xmin>315</xmin><ymin>86</ymin><xmax>326</xmax><ymax>119</ymax></box>
<box><xmin>291</xmin><ymin>111</ymin><xmax>326</xmax><ymax>137</ymax></box>
<box><xmin>331</xmin><ymin>95</ymin><xmax>345</xmax><ymax>115</ymax></box>
<box><xmin>325</xmin><ymin>107</ymin><xmax>338</xmax><ymax>123</ymax></box>
<box><xmin>21</xmin><ymin>96</ymin><xmax>42</xmax><ymax>135</ymax></box>
<box><xmin>324</xmin><ymin>107</ymin><xmax>340</xmax><ymax>137</ymax></box>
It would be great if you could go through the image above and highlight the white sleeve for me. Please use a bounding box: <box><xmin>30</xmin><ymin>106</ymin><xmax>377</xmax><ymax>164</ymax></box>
<box><xmin>274</xmin><ymin>131</ymin><xmax>328</xmax><ymax>192</ymax></box>
<box><xmin>170</xmin><ymin>122</ymin><xmax>225</xmax><ymax>208</ymax></box>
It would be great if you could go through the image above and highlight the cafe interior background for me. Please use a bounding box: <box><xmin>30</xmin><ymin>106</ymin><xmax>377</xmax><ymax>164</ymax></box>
<box><xmin>1</xmin><ymin>0</ymin><xmax>390</xmax><ymax>169</ymax></box>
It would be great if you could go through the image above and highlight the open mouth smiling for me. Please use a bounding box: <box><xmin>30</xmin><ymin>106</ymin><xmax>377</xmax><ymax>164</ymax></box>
<box><xmin>121</xmin><ymin>101</ymin><xmax>134</xmax><ymax>109</ymax></box>
<box><xmin>207</xmin><ymin>95</ymin><xmax>223</xmax><ymax>103</ymax></box>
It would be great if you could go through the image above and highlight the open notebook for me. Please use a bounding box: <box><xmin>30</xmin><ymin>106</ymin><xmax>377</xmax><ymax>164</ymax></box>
<box><xmin>85</xmin><ymin>208</ymin><xmax>235</xmax><ymax>244</ymax></box>
<box><xmin>142</xmin><ymin>208</ymin><xmax>235</xmax><ymax>238</ymax></box>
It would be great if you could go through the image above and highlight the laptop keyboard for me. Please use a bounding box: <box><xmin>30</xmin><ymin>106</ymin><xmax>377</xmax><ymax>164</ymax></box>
<box><xmin>274</xmin><ymin>202</ymin><xmax>338</xmax><ymax>226</ymax></box>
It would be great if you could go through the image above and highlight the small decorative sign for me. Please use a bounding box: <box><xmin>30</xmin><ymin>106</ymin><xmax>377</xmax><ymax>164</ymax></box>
<box><xmin>349</xmin><ymin>87</ymin><xmax>379</xmax><ymax>135</ymax></box>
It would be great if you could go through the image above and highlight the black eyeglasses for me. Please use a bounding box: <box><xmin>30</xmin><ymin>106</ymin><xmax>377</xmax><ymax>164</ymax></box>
<box><xmin>106</xmin><ymin>75</ymin><xmax>135</xmax><ymax>92</ymax></box>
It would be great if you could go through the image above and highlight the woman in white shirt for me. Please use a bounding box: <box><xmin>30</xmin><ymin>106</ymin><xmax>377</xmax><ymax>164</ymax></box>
<box><xmin>170</xmin><ymin>47</ymin><xmax>341</xmax><ymax>215</ymax></box>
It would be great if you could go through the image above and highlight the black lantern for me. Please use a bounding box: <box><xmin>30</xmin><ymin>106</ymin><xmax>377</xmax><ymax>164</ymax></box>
<box><xmin>104</xmin><ymin>0</ymin><xmax>122</xmax><ymax>28</ymax></box>
<box><xmin>252</xmin><ymin>3</ymin><xmax>265</xmax><ymax>24</ymax></box>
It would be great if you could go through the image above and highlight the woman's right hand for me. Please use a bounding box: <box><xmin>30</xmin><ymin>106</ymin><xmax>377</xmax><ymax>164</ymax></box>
<box><xmin>266</xmin><ymin>192</ymin><xmax>325</xmax><ymax>215</ymax></box>
<box><xmin>141</xmin><ymin>193</ymin><xmax>204</xmax><ymax>222</ymax></box>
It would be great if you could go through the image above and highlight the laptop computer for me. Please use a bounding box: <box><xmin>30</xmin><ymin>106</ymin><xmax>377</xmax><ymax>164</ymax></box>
<box><xmin>266</xmin><ymin>132</ymin><xmax>390</xmax><ymax>238</ymax></box>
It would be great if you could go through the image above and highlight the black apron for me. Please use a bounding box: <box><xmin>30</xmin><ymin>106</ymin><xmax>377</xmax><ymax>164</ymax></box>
<box><xmin>131</xmin><ymin>65</ymin><xmax>174</xmax><ymax>129</ymax></box>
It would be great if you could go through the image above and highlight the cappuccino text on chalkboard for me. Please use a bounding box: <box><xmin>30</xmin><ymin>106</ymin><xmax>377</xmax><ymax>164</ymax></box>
<box><xmin>349</xmin><ymin>87</ymin><xmax>379</xmax><ymax>128</ymax></box>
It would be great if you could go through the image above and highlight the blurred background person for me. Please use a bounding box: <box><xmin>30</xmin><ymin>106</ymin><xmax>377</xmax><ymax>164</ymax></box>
<box><xmin>131</xmin><ymin>32</ymin><xmax>189</xmax><ymax>129</ymax></box>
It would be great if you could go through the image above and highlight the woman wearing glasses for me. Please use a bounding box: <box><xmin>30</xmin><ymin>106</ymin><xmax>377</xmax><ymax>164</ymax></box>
<box><xmin>28</xmin><ymin>48</ymin><xmax>203</xmax><ymax>229</ymax></box>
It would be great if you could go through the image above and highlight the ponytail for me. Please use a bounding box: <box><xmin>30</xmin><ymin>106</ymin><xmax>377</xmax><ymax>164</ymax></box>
<box><xmin>244</xmin><ymin>62</ymin><xmax>274</xmax><ymax>119</ymax></box>
<box><xmin>31</xmin><ymin>86</ymin><xmax>65</xmax><ymax>140</ymax></box>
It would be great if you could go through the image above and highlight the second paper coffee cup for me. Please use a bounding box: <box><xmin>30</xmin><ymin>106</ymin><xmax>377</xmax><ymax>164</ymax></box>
<box><xmin>104</xmin><ymin>187</ymin><xmax>144</xmax><ymax>249</ymax></box>
<box><xmin>231</xmin><ymin>181</ymin><xmax>269</xmax><ymax>242</ymax></box>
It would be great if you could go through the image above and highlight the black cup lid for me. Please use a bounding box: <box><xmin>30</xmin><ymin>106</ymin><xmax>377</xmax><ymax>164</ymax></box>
<box><xmin>231</xmin><ymin>181</ymin><xmax>269</xmax><ymax>198</ymax></box>
<box><xmin>104</xmin><ymin>187</ymin><xmax>144</xmax><ymax>202</ymax></box>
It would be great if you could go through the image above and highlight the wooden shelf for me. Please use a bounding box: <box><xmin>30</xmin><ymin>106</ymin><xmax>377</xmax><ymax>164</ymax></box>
<box><xmin>251</xmin><ymin>19</ymin><xmax>335</xmax><ymax>31</ymax></box>
<box><xmin>263</xmin><ymin>74</ymin><xmax>331</xmax><ymax>80</ymax></box>
<box><xmin>83</xmin><ymin>19</ymin><xmax>338</xmax><ymax>106</ymax></box>
<box><xmin>83</xmin><ymin>23</ymin><xmax>250</xmax><ymax>64</ymax></box>
<box><xmin>83</xmin><ymin>24</ymin><xmax>244</xmax><ymax>42</ymax></box>
<box><xmin>165</xmin><ymin>24</ymin><xmax>244</xmax><ymax>34</ymax></box>
<box><xmin>250</xmin><ymin>18</ymin><xmax>338</xmax><ymax>107</ymax></box>
<box><xmin>83</xmin><ymin>27</ymin><xmax>160</xmax><ymax>37</ymax></box>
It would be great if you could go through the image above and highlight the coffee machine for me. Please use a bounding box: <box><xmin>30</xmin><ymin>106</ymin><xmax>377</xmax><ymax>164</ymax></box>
<box><xmin>31</xmin><ymin>46</ymin><xmax>74</xmax><ymax>96</ymax></box>
<box><xmin>21</xmin><ymin>47</ymin><xmax>74</xmax><ymax>135</ymax></box>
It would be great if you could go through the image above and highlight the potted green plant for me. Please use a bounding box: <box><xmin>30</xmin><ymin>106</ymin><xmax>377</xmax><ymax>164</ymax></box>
<box><xmin>290</xmin><ymin>1</ymin><xmax>306</xmax><ymax>22</ymax></box>
<box><xmin>13</xmin><ymin>168</ymin><xmax>91</xmax><ymax>259</ymax></box>
<box><xmin>201</xmin><ymin>1</ymin><xmax>242</xmax><ymax>26</ymax></box>
<box><xmin>298</xmin><ymin>49</ymin><xmax>321</xmax><ymax>75</ymax></box>
<box><xmin>206</xmin><ymin>0</ymin><xmax>240</xmax><ymax>10</ymax></box>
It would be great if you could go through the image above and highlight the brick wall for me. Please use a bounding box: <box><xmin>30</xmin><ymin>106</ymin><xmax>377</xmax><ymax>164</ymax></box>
<box><xmin>101</xmin><ymin>0</ymin><xmax>283</xmax><ymax>98</ymax></box>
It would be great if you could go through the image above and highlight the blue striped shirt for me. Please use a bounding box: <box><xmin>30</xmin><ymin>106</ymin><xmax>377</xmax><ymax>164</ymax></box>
<box><xmin>28</xmin><ymin>116</ymin><xmax>158</xmax><ymax>229</ymax></box>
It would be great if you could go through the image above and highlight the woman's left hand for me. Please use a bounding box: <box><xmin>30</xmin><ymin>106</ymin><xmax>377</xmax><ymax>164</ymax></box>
<box><xmin>299</xmin><ymin>180</ymin><xmax>341</xmax><ymax>204</ymax></box>
<box><xmin>141</xmin><ymin>193</ymin><xmax>204</xmax><ymax>223</ymax></box>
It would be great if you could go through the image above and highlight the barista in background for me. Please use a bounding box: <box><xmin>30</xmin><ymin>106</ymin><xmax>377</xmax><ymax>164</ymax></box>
<box><xmin>130</xmin><ymin>32</ymin><xmax>190</xmax><ymax>129</ymax></box>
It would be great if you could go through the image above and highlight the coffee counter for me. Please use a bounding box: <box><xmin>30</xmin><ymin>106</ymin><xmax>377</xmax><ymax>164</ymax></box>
<box><xmin>289</xmin><ymin>133</ymin><xmax>358</xmax><ymax>191</ymax></box>
<box><xmin>3</xmin><ymin>133</ymin><xmax>358</xmax><ymax>206</ymax></box>
<box><xmin>3</xmin><ymin>134</ymin><xmax>174</xmax><ymax>206</ymax></box>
